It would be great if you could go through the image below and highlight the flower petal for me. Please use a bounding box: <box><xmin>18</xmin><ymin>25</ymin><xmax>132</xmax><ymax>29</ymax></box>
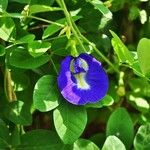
<box><xmin>57</xmin><ymin>56</ymin><xmax>73</xmax><ymax>90</ymax></box>
<box><xmin>57</xmin><ymin>56</ymin><xmax>81</xmax><ymax>104</ymax></box>
<box><xmin>57</xmin><ymin>53</ymin><xmax>109</xmax><ymax>105</ymax></box>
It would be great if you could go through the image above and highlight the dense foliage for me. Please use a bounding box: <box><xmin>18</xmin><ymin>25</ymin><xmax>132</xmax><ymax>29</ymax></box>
<box><xmin>0</xmin><ymin>0</ymin><xmax>150</xmax><ymax>149</ymax></box>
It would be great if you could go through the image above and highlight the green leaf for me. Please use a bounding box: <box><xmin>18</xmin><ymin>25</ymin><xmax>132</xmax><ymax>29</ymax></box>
<box><xmin>110</xmin><ymin>0</ymin><xmax>126</xmax><ymax>12</ymax></box>
<box><xmin>108</xmin><ymin>81</ymin><xmax>120</xmax><ymax>103</ymax></box>
<box><xmin>0</xmin><ymin>44</ymin><xmax>5</xmax><ymax>56</ymax></box>
<box><xmin>101</xmin><ymin>95</ymin><xmax>114</xmax><ymax>106</ymax></box>
<box><xmin>130</xmin><ymin>61</ymin><xmax>145</xmax><ymax>78</ymax></box>
<box><xmin>89</xmin><ymin>133</ymin><xmax>105</xmax><ymax>149</ymax></box>
<box><xmin>16</xmin><ymin>130</ymin><xmax>64</xmax><ymax>150</ymax></box>
<box><xmin>110</xmin><ymin>30</ymin><xmax>134</xmax><ymax>65</ymax></box>
<box><xmin>53</xmin><ymin>102</ymin><xmax>87</xmax><ymax>144</ymax></box>
<box><xmin>0</xmin><ymin>119</ymin><xmax>9</xmax><ymax>144</ymax></box>
<box><xmin>29</xmin><ymin>5</ymin><xmax>62</xmax><ymax>14</ymax></box>
<box><xmin>4</xmin><ymin>100</ymin><xmax>32</xmax><ymax>125</ymax></box>
<box><xmin>12</xmin><ymin>72</ymin><xmax>30</xmax><ymax>91</ymax></box>
<box><xmin>17</xmin><ymin>34</ymin><xmax>35</xmax><ymax>44</ymax></box>
<box><xmin>7</xmin><ymin>13</ymin><xmax>25</xmax><ymax>19</ymax></box>
<box><xmin>33</xmin><ymin>75</ymin><xmax>59</xmax><ymax>112</ymax></box>
<box><xmin>129</xmin><ymin>78</ymin><xmax>150</xmax><ymax>97</ymax></box>
<box><xmin>10</xmin><ymin>126</ymin><xmax>20</xmax><ymax>147</ymax></box>
<box><xmin>0</xmin><ymin>0</ymin><xmax>8</xmax><ymax>12</ymax></box>
<box><xmin>128</xmin><ymin>95</ymin><xmax>149</xmax><ymax>113</ymax></box>
<box><xmin>8</xmin><ymin>47</ymin><xmax>50</xmax><ymax>69</ymax></box>
<box><xmin>0</xmin><ymin>138</ymin><xmax>10</xmax><ymax>150</ymax></box>
<box><xmin>85</xmin><ymin>101</ymin><xmax>102</xmax><ymax>108</ymax></box>
<box><xmin>28</xmin><ymin>41</ymin><xmax>51</xmax><ymax>57</ymax></box>
<box><xmin>106</xmin><ymin>107</ymin><xmax>134</xmax><ymax>150</ymax></box>
<box><xmin>139</xmin><ymin>113</ymin><xmax>150</xmax><ymax>124</ymax></box>
<box><xmin>73</xmin><ymin>139</ymin><xmax>99</xmax><ymax>150</ymax></box>
<box><xmin>30</xmin><ymin>0</ymin><xmax>54</xmax><ymax>5</ymax></box>
<box><xmin>0</xmin><ymin>15</ymin><xmax>16</xmax><ymax>41</ymax></box>
<box><xmin>137</xmin><ymin>38</ymin><xmax>150</xmax><ymax>77</ymax></box>
<box><xmin>102</xmin><ymin>136</ymin><xmax>126</xmax><ymax>150</ymax></box>
<box><xmin>9</xmin><ymin>0</ymin><xmax>30</xmax><ymax>4</ymax></box>
<box><xmin>90</xmin><ymin>133</ymin><xmax>105</xmax><ymax>149</ymax></box>
<box><xmin>134</xmin><ymin>123</ymin><xmax>150</xmax><ymax>150</ymax></box>
<box><xmin>86</xmin><ymin>95</ymin><xmax>114</xmax><ymax>108</ymax></box>
<box><xmin>42</xmin><ymin>16</ymin><xmax>81</xmax><ymax>39</ymax></box>
<box><xmin>86</xmin><ymin>0</ymin><xmax>112</xmax><ymax>19</ymax></box>
<box><xmin>140</xmin><ymin>10</ymin><xmax>147</xmax><ymax>24</ymax></box>
<box><xmin>42</xmin><ymin>18</ymin><xmax>66</xmax><ymax>39</ymax></box>
<box><xmin>128</xmin><ymin>6</ymin><xmax>140</xmax><ymax>21</ymax></box>
<box><xmin>51</xmin><ymin>36</ymin><xmax>69</xmax><ymax>56</ymax></box>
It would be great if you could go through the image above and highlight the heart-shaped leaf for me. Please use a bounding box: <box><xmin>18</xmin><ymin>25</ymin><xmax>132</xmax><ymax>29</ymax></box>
<box><xmin>53</xmin><ymin>102</ymin><xmax>87</xmax><ymax>144</ymax></box>
<box><xmin>33</xmin><ymin>75</ymin><xmax>59</xmax><ymax>112</ymax></box>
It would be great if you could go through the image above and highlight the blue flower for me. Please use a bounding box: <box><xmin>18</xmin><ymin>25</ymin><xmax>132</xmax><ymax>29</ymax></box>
<box><xmin>57</xmin><ymin>53</ymin><xmax>109</xmax><ymax>105</ymax></box>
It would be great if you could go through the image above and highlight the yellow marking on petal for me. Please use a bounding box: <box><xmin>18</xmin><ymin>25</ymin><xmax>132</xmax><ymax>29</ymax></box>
<box><xmin>70</xmin><ymin>59</ymin><xmax>75</xmax><ymax>72</ymax></box>
<box><xmin>74</xmin><ymin>73</ymin><xmax>90</xmax><ymax>90</ymax></box>
<box><xmin>70</xmin><ymin>58</ymin><xmax>89</xmax><ymax>73</ymax></box>
<box><xmin>81</xmin><ymin>58</ymin><xmax>88</xmax><ymax>71</ymax></box>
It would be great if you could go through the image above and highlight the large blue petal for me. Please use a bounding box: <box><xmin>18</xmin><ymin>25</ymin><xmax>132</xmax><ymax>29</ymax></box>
<box><xmin>73</xmin><ymin>53</ymin><xmax>108</xmax><ymax>105</ymax></box>
<box><xmin>57</xmin><ymin>53</ymin><xmax>109</xmax><ymax>105</ymax></box>
<box><xmin>57</xmin><ymin>56</ymin><xmax>81</xmax><ymax>104</ymax></box>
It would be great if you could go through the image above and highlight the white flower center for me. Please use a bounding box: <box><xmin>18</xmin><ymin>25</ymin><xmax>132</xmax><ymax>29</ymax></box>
<box><xmin>74</xmin><ymin>73</ymin><xmax>90</xmax><ymax>90</ymax></box>
<box><xmin>70</xmin><ymin>57</ymin><xmax>90</xmax><ymax>90</ymax></box>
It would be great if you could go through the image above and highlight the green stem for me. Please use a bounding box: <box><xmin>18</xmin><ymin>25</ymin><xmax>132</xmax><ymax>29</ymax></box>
<box><xmin>7</xmin><ymin>12</ymin><xmax>64</xmax><ymax>27</ymax></box>
<box><xmin>57</xmin><ymin>0</ymin><xmax>119</xmax><ymax>73</ymax></box>
<box><xmin>4</xmin><ymin>68</ymin><xmax>8</xmax><ymax>101</ymax></box>
<box><xmin>4</xmin><ymin>68</ymin><xmax>17</xmax><ymax>102</ymax></box>
<box><xmin>55</xmin><ymin>0</ymin><xmax>62</xmax><ymax>6</ymax></box>
<box><xmin>50</xmin><ymin>57</ymin><xmax>58</xmax><ymax>75</ymax></box>
<box><xmin>56</xmin><ymin>0</ymin><xmax>87</xmax><ymax>53</ymax></box>
<box><xmin>71</xmin><ymin>19</ymin><xmax>119</xmax><ymax>73</ymax></box>
<box><xmin>44</xmin><ymin>34</ymin><xmax>72</xmax><ymax>42</ymax></box>
<box><xmin>93</xmin><ymin>45</ymin><xmax>119</xmax><ymax>73</ymax></box>
<box><xmin>27</xmin><ymin>15</ymin><xmax>64</xmax><ymax>27</ymax></box>
<box><xmin>122</xmin><ymin>64</ymin><xmax>150</xmax><ymax>82</ymax></box>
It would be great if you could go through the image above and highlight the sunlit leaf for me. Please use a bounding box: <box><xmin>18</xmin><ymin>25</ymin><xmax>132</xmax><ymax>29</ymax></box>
<box><xmin>17</xmin><ymin>34</ymin><xmax>35</xmax><ymax>43</ymax></box>
<box><xmin>102</xmin><ymin>136</ymin><xmax>126</xmax><ymax>150</ymax></box>
<box><xmin>53</xmin><ymin>102</ymin><xmax>87</xmax><ymax>144</ymax></box>
<box><xmin>73</xmin><ymin>139</ymin><xmax>99</xmax><ymax>150</ymax></box>
<box><xmin>137</xmin><ymin>38</ymin><xmax>150</xmax><ymax>77</ymax></box>
<box><xmin>106</xmin><ymin>107</ymin><xmax>134</xmax><ymax>149</ymax></box>
<box><xmin>129</xmin><ymin>78</ymin><xmax>150</xmax><ymax>97</ymax></box>
<box><xmin>29</xmin><ymin>5</ymin><xmax>62</xmax><ymax>14</ymax></box>
<box><xmin>28</xmin><ymin>41</ymin><xmax>51</xmax><ymax>57</ymax></box>
<box><xmin>33</xmin><ymin>75</ymin><xmax>59</xmax><ymax>112</ymax></box>
<box><xmin>140</xmin><ymin>10</ymin><xmax>147</xmax><ymax>24</ymax></box>
<box><xmin>4</xmin><ymin>101</ymin><xmax>32</xmax><ymax>125</ymax></box>
<box><xmin>128</xmin><ymin>95</ymin><xmax>149</xmax><ymax>113</ymax></box>
<box><xmin>16</xmin><ymin>130</ymin><xmax>64</xmax><ymax>150</ymax></box>
<box><xmin>0</xmin><ymin>15</ymin><xmax>16</xmax><ymax>41</ymax></box>
<box><xmin>110</xmin><ymin>30</ymin><xmax>134</xmax><ymax>65</ymax></box>
<box><xmin>86</xmin><ymin>0</ymin><xmax>112</xmax><ymax>19</ymax></box>
<box><xmin>8</xmin><ymin>47</ymin><xmax>50</xmax><ymax>69</ymax></box>
<box><xmin>134</xmin><ymin>123</ymin><xmax>150</xmax><ymax>150</ymax></box>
